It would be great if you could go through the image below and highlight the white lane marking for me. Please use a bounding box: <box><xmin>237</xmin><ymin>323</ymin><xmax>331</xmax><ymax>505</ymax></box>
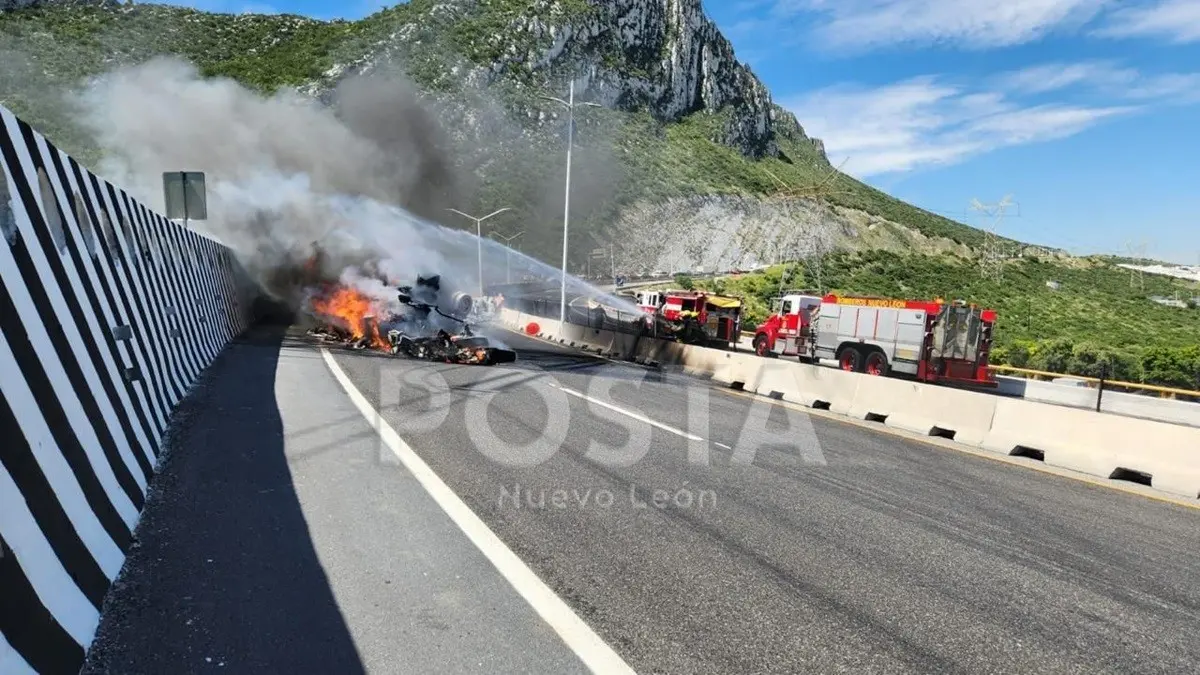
<box><xmin>548</xmin><ymin>381</ymin><xmax>705</xmax><ymax>442</ymax></box>
<box><xmin>714</xmin><ymin>442</ymin><xmax>732</xmax><ymax>450</ymax></box>
<box><xmin>320</xmin><ymin>349</ymin><xmax>636</xmax><ymax>675</ymax></box>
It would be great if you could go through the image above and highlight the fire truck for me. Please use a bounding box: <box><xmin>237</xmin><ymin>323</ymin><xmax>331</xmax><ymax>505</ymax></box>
<box><xmin>632</xmin><ymin>289</ymin><xmax>743</xmax><ymax>349</ymax></box>
<box><xmin>752</xmin><ymin>292</ymin><xmax>998</xmax><ymax>386</ymax></box>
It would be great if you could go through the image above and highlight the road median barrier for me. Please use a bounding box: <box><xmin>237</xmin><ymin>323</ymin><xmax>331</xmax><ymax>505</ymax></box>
<box><xmin>846</xmin><ymin>376</ymin><xmax>999</xmax><ymax>445</ymax></box>
<box><xmin>982</xmin><ymin>397</ymin><xmax>1200</xmax><ymax>498</ymax></box>
<box><xmin>608</xmin><ymin>332</ymin><xmax>641</xmax><ymax>359</ymax></box>
<box><xmin>634</xmin><ymin>335</ymin><xmax>686</xmax><ymax>366</ymax></box>
<box><xmin>498</xmin><ymin>314</ymin><xmax>1199</xmax><ymax>499</ymax></box>
<box><xmin>635</xmin><ymin>335</ymin><xmax>1199</xmax><ymax>498</ymax></box>
<box><xmin>708</xmin><ymin>351</ymin><xmax>766</xmax><ymax>389</ymax></box>
<box><xmin>753</xmin><ymin>359</ymin><xmax>845</xmax><ymax>409</ymax></box>
<box><xmin>576</xmin><ymin>326</ymin><xmax>616</xmax><ymax>355</ymax></box>
<box><xmin>558</xmin><ymin>322</ymin><xmax>587</xmax><ymax>346</ymax></box>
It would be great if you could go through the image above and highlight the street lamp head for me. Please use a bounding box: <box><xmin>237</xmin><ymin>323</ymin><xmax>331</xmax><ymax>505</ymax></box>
<box><xmin>447</xmin><ymin>206</ymin><xmax>511</xmax><ymax>223</ymax></box>
<box><xmin>540</xmin><ymin>95</ymin><xmax>571</xmax><ymax>108</ymax></box>
<box><xmin>480</xmin><ymin>206</ymin><xmax>512</xmax><ymax>221</ymax></box>
<box><xmin>490</xmin><ymin>230</ymin><xmax>525</xmax><ymax>244</ymax></box>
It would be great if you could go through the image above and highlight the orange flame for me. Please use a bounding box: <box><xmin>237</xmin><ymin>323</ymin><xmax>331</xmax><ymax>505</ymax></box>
<box><xmin>311</xmin><ymin>285</ymin><xmax>390</xmax><ymax>351</ymax></box>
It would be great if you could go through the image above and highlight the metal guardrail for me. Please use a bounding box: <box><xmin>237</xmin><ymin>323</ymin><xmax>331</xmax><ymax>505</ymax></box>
<box><xmin>737</xmin><ymin>328</ymin><xmax>1198</xmax><ymax>403</ymax></box>
<box><xmin>988</xmin><ymin>364</ymin><xmax>1200</xmax><ymax>401</ymax></box>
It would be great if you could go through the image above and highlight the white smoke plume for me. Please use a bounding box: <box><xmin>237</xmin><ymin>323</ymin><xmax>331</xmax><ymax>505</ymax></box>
<box><xmin>65</xmin><ymin>57</ymin><xmax>475</xmax><ymax>305</ymax></box>
<box><xmin>66</xmin><ymin>56</ymin><xmax>643</xmax><ymax>327</ymax></box>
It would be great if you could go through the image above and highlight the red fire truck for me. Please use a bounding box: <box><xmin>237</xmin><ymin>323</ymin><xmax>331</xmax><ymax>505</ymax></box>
<box><xmin>633</xmin><ymin>289</ymin><xmax>743</xmax><ymax>349</ymax></box>
<box><xmin>752</xmin><ymin>293</ymin><xmax>998</xmax><ymax>386</ymax></box>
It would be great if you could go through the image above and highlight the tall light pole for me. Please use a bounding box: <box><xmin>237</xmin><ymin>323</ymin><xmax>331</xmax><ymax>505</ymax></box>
<box><xmin>489</xmin><ymin>230</ymin><xmax>524</xmax><ymax>283</ymax></box>
<box><xmin>447</xmin><ymin>206</ymin><xmax>510</xmax><ymax>296</ymax></box>
<box><xmin>542</xmin><ymin>80</ymin><xmax>601</xmax><ymax>324</ymax></box>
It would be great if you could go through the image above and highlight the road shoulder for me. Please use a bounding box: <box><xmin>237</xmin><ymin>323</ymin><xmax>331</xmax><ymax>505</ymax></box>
<box><xmin>84</xmin><ymin>327</ymin><xmax>589</xmax><ymax>674</ymax></box>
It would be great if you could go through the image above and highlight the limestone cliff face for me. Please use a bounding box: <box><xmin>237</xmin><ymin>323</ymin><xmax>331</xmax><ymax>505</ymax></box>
<box><xmin>487</xmin><ymin>0</ymin><xmax>823</xmax><ymax>159</ymax></box>
<box><xmin>332</xmin><ymin>0</ymin><xmax>826</xmax><ymax>161</ymax></box>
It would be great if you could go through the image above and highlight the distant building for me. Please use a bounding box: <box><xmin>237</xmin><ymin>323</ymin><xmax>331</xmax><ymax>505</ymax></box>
<box><xmin>1149</xmin><ymin>295</ymin><xmax>1189</xmax><ymax>308</ymax></box>
<box><xmin>1119</xmin><ymin>263</ymin><xmax>1200</xmax><ymax>283</ymax></box>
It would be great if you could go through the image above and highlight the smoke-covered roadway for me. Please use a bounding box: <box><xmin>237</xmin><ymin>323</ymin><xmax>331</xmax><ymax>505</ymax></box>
<box><xmin>86</xmin><ymin>324</ymin><xmax>1200</xmax><ymax>674</ymax></box>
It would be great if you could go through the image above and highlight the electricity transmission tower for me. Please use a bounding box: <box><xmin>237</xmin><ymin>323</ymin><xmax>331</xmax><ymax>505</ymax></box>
<box><xmin>1125</xmin><ymin>240</ymin><xmax>1148</xmax><ymax>291</ymax></box>
<box><xmin>970</xmin><ymin>195</ymin><xmax>1016</xmax><ymax>281</ymax></box>
<box><xmin>762</xmin><ymin>158</ymin><xmax>850</xmax><ymax>296</ymax></box>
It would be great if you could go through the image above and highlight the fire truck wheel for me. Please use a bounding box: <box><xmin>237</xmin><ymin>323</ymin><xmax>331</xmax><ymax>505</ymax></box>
<box><xmin>864</xmin><ymin>350</ymin><xmax>889</xmax><ymax>376</ymax></box>
<box><xmin>836</xmin><ymin>346</ymin><xmax>863</xmax><ymax>372</ymax></box>
<box><xmin>753</xmin><ymin>334</ymin><xmax>772</xmax><ymax>358</ymax></box>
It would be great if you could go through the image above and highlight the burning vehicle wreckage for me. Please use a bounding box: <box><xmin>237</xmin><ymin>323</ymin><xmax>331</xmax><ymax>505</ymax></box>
<box><xmin>305</xmin><ymin>273</ymin><xmax>517</xmax><ymax>366</ymax></box>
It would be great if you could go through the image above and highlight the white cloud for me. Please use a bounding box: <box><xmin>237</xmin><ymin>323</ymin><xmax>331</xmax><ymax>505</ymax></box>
<box><xmin>966</xmin><ymin>104</ymin><xmax>1132</xmax><ymax>142</ymax></box>
<box><xmin>783</xmin><ymin>76</ymin><xmax>1134</xmax><ymax>176</ymax></box>
<box><xmin>1124</xmin><ymin>72</ymin><xmax>1200</xmax><ymax>101</ymax></box>
<box><xmin>1096</xmin><ymin>0</ymin><xmax>1200</xmax><ymax>43</ymax></box>
<box><xmin>774</xmin><ymin>0</ymin><xmax>1111</xmax><ymax>50</ymax></box>
<box><xmin>994</xmin><ymin>60</ymin><xmax>1200</xmax><ymax>103</ymax></box>
<box><xmin>994</xmin><ymin>60</ymin><xmax>1137</xmax><ymax>94</ymax></box>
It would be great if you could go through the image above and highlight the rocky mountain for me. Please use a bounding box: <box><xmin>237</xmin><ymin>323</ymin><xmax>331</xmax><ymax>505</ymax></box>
<box><xmin>317</xmin><ymin>0</ymin><xmax>823</xmax><ymax>161</ymax></box>
<box><xmin>0</xmin><ymin>0</ymin><xmax>1002</xmax><ymax>273</ymax></box>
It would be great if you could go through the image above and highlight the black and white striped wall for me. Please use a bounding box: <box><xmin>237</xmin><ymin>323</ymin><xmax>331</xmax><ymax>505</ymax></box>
<box><xmin>0</xmin><ymin>103</ymin><xmax>253</xmax><ymax>674</ymax></box>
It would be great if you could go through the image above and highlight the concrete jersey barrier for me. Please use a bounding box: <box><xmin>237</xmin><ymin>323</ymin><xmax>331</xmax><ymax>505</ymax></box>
<box><xmin>983</xmin><ymin>397</ymin><xmax>1200</xmax><ymax>498</ymax></box>
<box><xmin>0</xmin><ymin>103</ymin><xmax>255</xmax><ymax>673</ymax></box>
<box><xmin>500</xmin><ymin>309</ymin><xmax>1199</xmax><ymax>500</ymax></box>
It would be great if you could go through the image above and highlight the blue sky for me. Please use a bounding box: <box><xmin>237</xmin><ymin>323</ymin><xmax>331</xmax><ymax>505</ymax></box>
<box><xmin>157</xmin><ymin>0</ymin><xmax>1200</xmax><ymax>263</ymax></box>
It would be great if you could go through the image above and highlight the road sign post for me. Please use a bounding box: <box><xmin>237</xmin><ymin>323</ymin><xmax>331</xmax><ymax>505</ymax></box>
<box><xmin>163</xmin><ymin>171</ymin><xmax>208</xmax><ymax>229</ymax></box>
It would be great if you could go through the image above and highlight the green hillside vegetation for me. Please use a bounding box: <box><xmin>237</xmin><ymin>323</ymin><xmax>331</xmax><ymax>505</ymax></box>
<box><xmin>6</xmin><ymin>0</ymin><xmax>1191</xmax><ymax>380</ymax></box>
<box><xmin>692</xmin><ymin>251</ymin><xmax>1200</xmax><ymax>389</ymax></box>
<box><xmin>0</xmin><ymin>0</ymin><xmax>990</xmax><ymax>251</ymax></box>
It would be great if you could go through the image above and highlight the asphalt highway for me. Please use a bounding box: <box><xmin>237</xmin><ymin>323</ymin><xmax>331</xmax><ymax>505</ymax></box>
<box><xmin>330</xmin><ymin>327</ymin><xmax>1200</xmax><ymax>674</ymax></box>
<box><xmin>87</xmin><ymin>325</ymin><xmax>1200</xmax><ymax>674</ymax></box>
